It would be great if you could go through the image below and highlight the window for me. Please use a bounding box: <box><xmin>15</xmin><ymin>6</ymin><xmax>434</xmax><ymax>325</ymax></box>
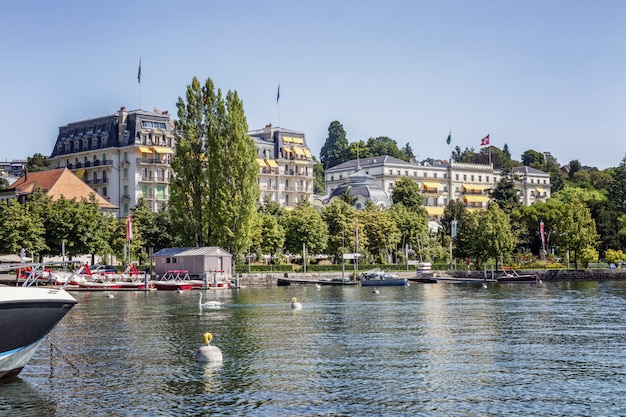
<box><xmin>123</xmin><ymin>185</ymin><xmax>128</xmax><ymax>195</ymax></box>
<box><xmin>486</xmin><ymin>176</ymin><xmax>490</xmax><ymax>182</ymax></box>
<box><xmin>123</xmin><ymin>168</ymin><xmax>128</xmax><ymax>179</ymax></box>
<box><xmin>463</xmin><ymin>175</ymin><xmax>467</xmax><ymax>181</ymax></box>
<box><xmin>455</xmin><ymin>174</ymin><xmax>459</xmax><ymax>180</ymax></box>
<box><xmin>389</xmin><ymin>170</ymin><xmax>393</xmax><ymax>175</ymax></box>
<box><xmin>405</xmin><ymin>171</ymin><xmax>408</xmax><ymax>176</ymax></box>
<box><xmin>433</xmin><ymin>173</ymin><xmax>437</xmax><ymax>178</ymax></box>
<box><xmin>102</xmin><ymin>187</ymin><xmax>107</xmax><ymax>196</ymax></box>
<box><xmin>331</xmin><ymin>176</ymin><xmax>334</xmax><ymax>181</ymax></box>
<box><xmin>471</xmin><ymin>175</ymin><xmax>474</xmax><ymax>181</ymax></box>
<box><xmin>166</xmin><ymin>258</ymin><xmax>171</xmax><ymax>264</ymax></box>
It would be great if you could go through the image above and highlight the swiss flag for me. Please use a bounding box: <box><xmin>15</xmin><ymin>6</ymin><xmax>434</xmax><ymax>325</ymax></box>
<box><xmin>480</xmin><ymin>134</ymin><xmax>490</xmax><ymax>146</ymax></box>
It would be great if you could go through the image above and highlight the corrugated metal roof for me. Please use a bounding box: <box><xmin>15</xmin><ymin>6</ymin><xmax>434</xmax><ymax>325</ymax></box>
<box><xmin>151</xmin><ymin>247</ymin><xmax>230</xmax><ymax>258</ymax></box>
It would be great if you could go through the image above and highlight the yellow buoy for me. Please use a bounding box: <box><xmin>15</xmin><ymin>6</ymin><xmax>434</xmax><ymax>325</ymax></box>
<box><xmin>291</xmin><ymin>297</ymin><xmax>302</xmax><ymax>310</ymax></box>
<box><xmin>195</xmin><ymin>332</ymin><xmax>223</xmax><ymax>362</ymax></box>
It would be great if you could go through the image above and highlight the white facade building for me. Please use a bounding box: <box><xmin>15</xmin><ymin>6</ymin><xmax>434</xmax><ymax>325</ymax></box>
<box><xmin>324</xmin><ymin>156</ymin><xmax>551</xmax><ymax>217</ymax></box>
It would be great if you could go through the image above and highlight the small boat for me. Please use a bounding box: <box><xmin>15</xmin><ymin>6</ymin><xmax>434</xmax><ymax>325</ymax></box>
<box><xmin>497</xmin><ymin>268</ymin><xmax>539</xmax><ymax>284</ymax></box>
<box><xmin>411</xmin><ymin>262</ymin><xmax>438</xmax><ymax>283</ymax></box>
<box><xmin>359</xmin><ymin>269</ymin><xmax>408</xmax><ymax>287</ymax></box>
<box><xmin>152</xmin><ymin>270</ymin><xmax>194</xmax><ymax>291</ymax></box>
<box><xmin>0</xmin><ymin>263</ymin><xmax>77</xmax><ymax>379</ymax></box>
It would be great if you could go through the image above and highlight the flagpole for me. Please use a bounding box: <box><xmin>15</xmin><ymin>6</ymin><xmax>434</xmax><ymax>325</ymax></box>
<box><xmin>138</xmin><ymin>57</ymin><xmax>142</xmax><ymax>110</ymax></box>
<box><xmin>276</xmin><ymin>82</ymin><xmax>281</xmax><ymax>127</ymax></box>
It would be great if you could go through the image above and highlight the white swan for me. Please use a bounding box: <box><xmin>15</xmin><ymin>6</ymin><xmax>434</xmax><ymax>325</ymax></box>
<box><xmin>291</xmin><ymin>297</ymin><xmax>302</xmax><ymax>309</ymax></box>
<box><xmin>372</xmin><ymin>288</ymin><xmax>380</xmax><ymax>294</ymax></box>
<box><xmin>314</xmin><ymin>284</ymin><xmax>322</xmax><ymax>290</ymax></box>
<box><xmin>198</xmin><ymin>293</ymin><xmax>223</xmax><ymax>307</ymax></box>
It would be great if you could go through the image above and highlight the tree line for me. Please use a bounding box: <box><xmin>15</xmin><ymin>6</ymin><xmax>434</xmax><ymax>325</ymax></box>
<box><xmin>2</xmin><ymin>77</ymin><xmax>626</xmax><ymax>271</ymax></box>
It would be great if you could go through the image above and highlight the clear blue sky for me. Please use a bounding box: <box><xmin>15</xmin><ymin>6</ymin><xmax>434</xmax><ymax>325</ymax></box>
<box><xmin>1</xmin><ymin>0</ymin><xmax>625</xmax><ymax>169</ymax></box>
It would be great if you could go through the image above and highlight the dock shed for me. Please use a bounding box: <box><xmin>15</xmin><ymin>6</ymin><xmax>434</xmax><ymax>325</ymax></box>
<box><xmin>151</xmin><ymin>247</ymin><xmax>232</xmax><ymax>278</ymax></box>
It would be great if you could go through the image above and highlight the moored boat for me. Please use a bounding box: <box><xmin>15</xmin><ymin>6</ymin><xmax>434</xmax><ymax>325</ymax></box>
<box><xmin>359</xmin><ymin>269</ymin><xmax>408</xmax><ymax>287</ymax></box>
<box><xmin>0</xmin><ymin>264</ymin><xmax>77</xmax><ymax>379</ymax></box>
<box><xmin>497</xmin><ymin>268</ymin><xmax>539</xmax><ymax>284</ymax></box>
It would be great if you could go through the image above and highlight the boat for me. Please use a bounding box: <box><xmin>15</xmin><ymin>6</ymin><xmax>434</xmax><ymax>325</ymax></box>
<box><xmin>410</xmin><ymin>262</ymin><xmax>438</xmax><ymax>284</ymax></box>
<box><xmin>0</xmin><ymin>263</ymin><xmax>77</xmax><ymax>379</ymax></box>
<box><xmin>359</xmin><ymin>269</ymin><xmax>408</xmax><ymax>287</ymax></box>
<box><xmin>152</xmin><ymin>270</ymin><xmax>194</xmax><ymax>291</ymax></box>
<box><xmin>497</xmin><ymin>268</ymin><xmax>539</xmax><ymax>284</ymax></box>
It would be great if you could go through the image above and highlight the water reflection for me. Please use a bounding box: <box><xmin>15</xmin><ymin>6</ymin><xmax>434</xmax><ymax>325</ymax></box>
<box><xmin>5</xmin><ymin>282</ymin><xmax>626</xmax><ymax>416</ymax></box>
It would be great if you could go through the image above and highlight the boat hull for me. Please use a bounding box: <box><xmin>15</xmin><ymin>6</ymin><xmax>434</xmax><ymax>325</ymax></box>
<box><xmin>0</xmin><ymin>287</ymin><xmax>77</xmax><ymax>379</ymax></box>
<box><xmin>153</xmin><ymin>282</ymin><xmax>193</xmax><ymax>291</ymax></box>
<box><xmin>497</xmin><ymin>275</ymin><xmax>538</xmax><ymax>283</ymax></box>
<box><xmin>360</xmin><ymin>278</ymin><xmax>408</xmax><ymax>287</ymax></box>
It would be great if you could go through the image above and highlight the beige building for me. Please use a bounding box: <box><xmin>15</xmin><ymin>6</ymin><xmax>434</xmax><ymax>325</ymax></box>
<box><xmin>324</xmin><ymin>156</ymin><xmax>551</xmax><ymax>218</ymax></box>
<box><xmin>249</xmin><ymin>124</ymin><xmax>316</xmax><ymax>207</ymax></box>
<box><xmin>48</xmin><ymin>107</ymin><xmax>175</xmax><ymax>217</ymax></box>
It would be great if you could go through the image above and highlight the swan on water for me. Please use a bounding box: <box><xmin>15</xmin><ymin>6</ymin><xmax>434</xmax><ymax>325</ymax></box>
<box><xmin>198</xmin><ymin>292</ymin><xmax>223</xmax><ymax>307</ymax></box>
<box><xmin>372</xmin><ymin>288</ymin><xmax>380</xmax><ymax>294</ymax></box>
<box><xmin>195</xmin><ymin>332</ymin><xmax>223</xmax><ymax>362</ymax></box>
<box><xmin>314</xmin><ymin>284</ymin><xmax>322</xmax><ymax>290</ymax></box>
<box><xmin>291</xmin><ymin>297</ymin><xmax>302</xmax><ymax>309</ymax></box>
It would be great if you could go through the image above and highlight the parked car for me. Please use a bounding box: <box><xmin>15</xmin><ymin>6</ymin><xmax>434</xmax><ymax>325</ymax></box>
<box><xmin>90</xmin><ymin>264</ymin><xmax>117</xmax><ymax>274</ymax></box>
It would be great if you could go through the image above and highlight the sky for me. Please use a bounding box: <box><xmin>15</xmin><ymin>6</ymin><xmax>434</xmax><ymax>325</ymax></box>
<box><xmin>1</xmin><ymin>0</ymin><xmax>625</xmax><ymax>169</ymax></box>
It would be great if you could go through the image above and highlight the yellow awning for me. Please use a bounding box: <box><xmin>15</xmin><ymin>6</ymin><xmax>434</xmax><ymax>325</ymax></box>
<box><xmin>463</xmin><ymin>195</ymin><xmax>489</xmax><ymax>203</ymax></box>
<box><xmin>266</xmin><ymin>159</ymin><xmax>279</xmax><ymax>168</ymax></box>
<box><xmin>291</xmin><ymin>137</ymin><xmax>304</xmax><ymax>144</ymax></box>
<box><xmin>424</xmin><ymin>206</ymin><xmax>445</xmax><ymax>216</ymax></box>
<box><xmin>535</xmin><ymin>188</ymin><xmax>545</xmax><ymax>193</ymax></box>
<box><xmin>421</xmin><ymin>182</ymin><xmax>440</xmax><ymax>190</ymax></box>
<box><xmin>282</xmin><ymin>136</ymin><xmax>294</xmax><ymax>143</ymax></box>
<box><xmin>75</xmin><ymin>169</ymin><xmax>85</xmax><ymax>179</ymax></box>
<box><xmin>293</xmin><ymin>147</ymin><xmax>305</xmax><ymax>156</ymax></box>
<box><xmin>256</xmin><ymin>158</ymin><xmax>267</xmax><ymax>167</ymax></box>
<box><xmin>462</xmin><ymin>184</ymin><xmax>487</xmax><ymax>192</ymax></box>
<box><xmin>303</xmin><ymin>148</ymin><xmax>312</xmax><ymax>158</ymax></box>
<box><xmin>138</xmin><ymin>146</ymin><xmax>153</xmax><ymax>154</ymax></box>
<box><xmin>153</xmin><ymin>146</ymin><xmax>174</xmax><ymax>154</ymax></box>
<box><xmin>283</xmin><ymin>146</ymin><xmax>292</xmax><ymax>153</ymax></box>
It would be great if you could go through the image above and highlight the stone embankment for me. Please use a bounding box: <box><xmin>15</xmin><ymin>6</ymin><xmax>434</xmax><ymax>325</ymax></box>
<box><xmin>234</xmin><ymin>269</ymin><xmax>626</xmax><ymax>287</ymax></box>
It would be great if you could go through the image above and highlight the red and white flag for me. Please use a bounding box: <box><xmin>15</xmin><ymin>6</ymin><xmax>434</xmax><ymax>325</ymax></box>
<box><xmin>480</xmin><ymin>134</ymin><xmax>490</xmax><ymax>146</ymax></box>
<box><xmin>540</xmin><ymin>220</ymin><xmax>546</xmax><ymax>251</ymax></box>
<box><xmin>126</xmin><ymin>215</ymin><xmax>133</xmax><ymax>242</ymax></box>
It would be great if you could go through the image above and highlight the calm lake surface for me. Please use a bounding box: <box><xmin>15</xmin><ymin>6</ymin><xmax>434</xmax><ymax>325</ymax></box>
<box><xmin>2</xmin><ymin>280</ymin><xmax>626</xmax><ymax>416</ymax></box>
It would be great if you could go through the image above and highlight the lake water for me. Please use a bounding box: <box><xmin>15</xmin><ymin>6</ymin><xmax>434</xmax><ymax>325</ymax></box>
<box><xmin>2</xmin><ymin>280</ymin><xmax>626</xmax><ymax>416</ymax></box>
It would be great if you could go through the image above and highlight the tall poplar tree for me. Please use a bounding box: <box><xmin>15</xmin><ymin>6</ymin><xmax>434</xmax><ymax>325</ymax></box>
<box><xmin>171</xmin><ymin>76</ymin><xmax>258</xmax><ymax>260</ymax></box>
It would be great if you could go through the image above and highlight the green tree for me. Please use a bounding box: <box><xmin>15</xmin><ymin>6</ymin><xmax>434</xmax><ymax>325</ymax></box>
<box><xmin>283</xmin><ymin>201</ymin><xmax>328</xmax><ymax>256</ymax></box>
<box><xmin>312</xmin><ymin>158</ymin><xmax>325</xmax><ymax>194</ymax></box>
<box><xmin>321</xmin><ymin>199</ymin><xmax>357</xmax><ymax>262</ymax></box>
<box><xmin>391</xmin><ymin>177</ymin><xmax>423</xmax><ymax>210</ymax></box>
<box><xmin>489</xmin><ymin>176</ymin><xmax>521</xmax><ymax>215</ymax></box>
<box><xmin>388</xmin><ymin>203</ymin><xmax>428</xmax><ymax>262</ymax></box>
<box><xmin>609</xmin><ymin>154</ymin><xmax>626</xmax><ymax>211</ymax></box>
<box><xmin>320</xmin><ymin>121</ymin><xmax>349</xmax><ymax>169</ymax></box>
<box><xmin>366</xmin><ymin>136</ymin><xmax>406</xmax><ymax>160</ymax></box>
<box><xmin>552</xmin><ymin>200</ymin><xmax>599</xmax><ymax>269</ymax></box>
<box><xmin>0</xmin><ymin>199</ymin><xmax>47</xmax><ymax>256</ymax></box>
<box><xmin>479</xmin><ymin>203</ymin><xmax>516</xmax><ymax>269</ymax></box>
<box><xmin>26</xmin><ymin>153</ymin><xmax>50</xmax><ymax>172</ymax></box>
<box><xmin>0</xmin><ymin>176</ymin><xmax>8</xmax><ymax>190</ymax></box>
<box><xmin>359</xmin><ymin>201</ymin><xmax>400</xmax><ymax>264</ymax></box>
<box><xmin>171</xmin><ymin>76</ymin><xmax>258</xmax><ymax>262</ymax></box>
<box><xmin>521</xmin><ymin>149</ymin><xmax>546</xmax><ymax>170</ymax></box>
<box><xmin>254</xmin><ymin>212</ymin><xmax>285</xmax><ymax>261</ymax></box>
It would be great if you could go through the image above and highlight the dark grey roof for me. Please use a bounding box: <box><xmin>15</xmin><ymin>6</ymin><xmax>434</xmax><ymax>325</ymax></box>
<box><xmin>50</xmin><ymin>108</ymin><xmax>174</xmax><ymax>158</ymax></box>
<box><xmin>328</xmin><ymin>156</ymin><xmax>412</xmax><ymax>172</ymax></box>
<box><xmin>328</xmin><ymin>164</ymin><xmax>390</xmax><ymax>204</ymax></box>
<box><xmin>512</xmin><ymin>166</ymin><xmax>549</xmax><ymax>175</ymax></box>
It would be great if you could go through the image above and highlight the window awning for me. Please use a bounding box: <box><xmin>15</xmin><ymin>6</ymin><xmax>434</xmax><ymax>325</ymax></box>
<box><xmin>303</xmin><ymin>148</ymin><xmax>312</xmax><ymax>158</ymax></box>
<box><xmin>535</xmin><ymin>188</ymin><xmax>545</xmax><ymax>193</ymax></box>
<box><xmin>266</xmin><ymin>159</ymin><xmax>279</xmax><ymax>168</ymax></box>
<box><xmin>283</xmin><ymin>136</ymin><xmax>294</xmax><ymax>143</ymax></box>
<box><xmin>424</xmin><ymin>206</ymin><xmax>445</xmax><ymax>216</ymax></box>
<box><xmin>75</xmin><ymin>169</ymin><xmax>85</xmax><ymax>179</ymax></box>
<box><xmin>138</xmin><ymin>146</ymin><xmax>153</xmax><ymax>153</ymax></box>
<box><xmin>153</xmin><ymin>146</ymin><xmax>174</xmax><ymax>154</ymax></box>
<box><xmin>256</xmin><ymin>158</ymin><xmax>267</xmax><ymax>167</ymax></box>
<box><xmin>291</xmin><ymin>137</ymin><xmax>304</xmax><ymax>144</ymax></box>
<box><xmin>293</xmin><ymin>147</ymin><xmax>305</xmax><ymax>156</ymax></box>
<box><xmin>462</xmin><ymin>184</ymin><xmax>487</xmax><ymax>192</ymax></box>
<box><xmin>283</xmin><ymin>146</ymin><xmax>292</xmax><ymax>153</ymax></box>
<box><xmin>421</xmin><ymin>182</ymin><xmax>440</xmax><ymax>190</ymax></box>
<box><xmin>463</xmin><ymin>195</ymin><xmax>489</xmax><ymax>203</ymax></box>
